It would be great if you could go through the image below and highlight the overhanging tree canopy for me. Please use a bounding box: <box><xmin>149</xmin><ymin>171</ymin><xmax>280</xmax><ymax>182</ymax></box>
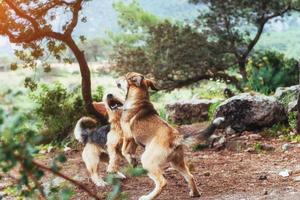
<box><xmin>190</xmin><ymin>0</ymin><xmax>299</xmax><ymax>80</ymax></box>
<box><xmin>0</xmin><ymin>0</ymin><xmax>107</xmax><ymax>123</ymax></box>
<box><xmin>110</xmin><ymin>0</ymin><xmax>300</xmax><ymax>91</ymax></box>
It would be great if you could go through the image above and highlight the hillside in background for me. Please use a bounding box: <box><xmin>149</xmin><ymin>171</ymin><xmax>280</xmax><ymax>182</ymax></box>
<box><xmin>0</xmin><ymin>0</ymin><xmax>300</xmax><ymax>59</ymax></box>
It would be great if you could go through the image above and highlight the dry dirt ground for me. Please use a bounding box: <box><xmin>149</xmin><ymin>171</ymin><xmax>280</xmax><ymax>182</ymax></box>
<box><xmin>3</xmin><ymin>123</ymin><xmax>300</xmax><ymax>200</ymax></box>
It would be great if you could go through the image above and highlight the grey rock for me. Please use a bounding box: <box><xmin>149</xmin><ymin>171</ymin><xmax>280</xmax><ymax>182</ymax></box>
<box><xmin>215</xmin><ymin>93</ymin><xmax>287</xmax><ymax>132</ymax></box>
<box><xmin>274</xmin><ymin>85</ymin><xmax>299</xmax><ymax>112</ymax></box>
<box><xmin>165</xmin><ymin>99</ymin><xmax>220</xmax><ymax>124</ymax></box>
<box><xmin>282</xmin><ymin>143</ymin><xmax>290</xmax><ymax>151</ymax></box>
<box><xmin>279</xmin><ymin>169</ymin><xmax>292</xmax><ymax>177</ymax></box>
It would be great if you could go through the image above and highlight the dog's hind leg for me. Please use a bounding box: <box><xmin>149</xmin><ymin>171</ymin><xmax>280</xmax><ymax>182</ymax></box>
<box><xmin>121</xmin><ymin>137</ymin><xmax>138</xmax><ymax>167</ymax></box>
<box><xmin>106</xmin><ymin>132</ymin><xmax>126</xmax><ymax>179</ymax></box>
<box><xmin>82</xmin><ymin>144</ymin><xmax>107</xmax><ymax>187</ymax></box>
<box><xmin>138</xmin><ymin>144</ymin><xmax>167</xmax><ymax>200</ymax></box>
<box><xmin>169</xmin><ymin>146</ymin><xmax>201</xmax><ymax>197</ymax></box>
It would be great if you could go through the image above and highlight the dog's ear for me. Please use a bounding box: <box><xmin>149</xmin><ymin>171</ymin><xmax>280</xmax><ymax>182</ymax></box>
<box><xmin>144</xmin><ymin>79</ymin><xmax>159</xmax><ymax>91</ymax></box>
<box><xmin>92</xmin><ymin>102</ymin><xmax>108</xmax><ymax>117</ymax></box>
<box><xmin>131</xmin><ymin>75</ymin><xmax>144</xmax><ymax>87</ymax></box>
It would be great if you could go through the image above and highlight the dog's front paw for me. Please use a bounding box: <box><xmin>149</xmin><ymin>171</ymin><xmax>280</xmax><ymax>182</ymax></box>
<box><xmin>92</xmin><ymin>178</ymin><xmax>107</xmax><ymax>187</ymax></box>
<box><xmin>131</xmin><ymin>157</ymin><xmax>138</xmax><ymax>167</ymax></box>
<box><xmin>115</xmin><ymin>171</ymin><xmax>126</xmax><ymax>179</ymax></box>
<box><xmin>189</xmin><ymin>190</ymin><xmax>201</xmax><ymax>198</ymax></box>
<box><xmin>138</xmin><ymin>195</ymin><xmax>152</xmax><ymax>200</ymax></box>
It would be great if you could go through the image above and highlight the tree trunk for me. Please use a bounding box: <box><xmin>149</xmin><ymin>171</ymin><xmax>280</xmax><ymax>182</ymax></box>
<box><xmin>238</xmin><ymin>61</ymin><xmax>248</xmax><ymax>82</ymax></box>
<box><xmin>65</xmin><ymin>37</ymin><xmax>107</xmax><ymax>124</ymax></box>
<box><xmin>297</xmin><ymin>60</ymin><xmax>300</xmax><ymax>134</ymax></box>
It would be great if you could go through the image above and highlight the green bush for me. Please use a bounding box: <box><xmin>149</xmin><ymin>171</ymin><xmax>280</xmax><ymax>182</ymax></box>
<box><xmin>208</xmin><ymin>101</ymin><xmax>222</xmax><ymax>120</ymax></box>
<box><xmin>246</xmin><ymin>51</ymin><xmax>298</xmax><ymax>94</ymax></box>
<box><xmin>92</xmin><ymin>85</ymin><xmax>104</xmax><ymax>102</ymax></box>
<box><xmin>288</xmin><ymin>112</ymin><xmax>297</xmax><ymax>130</ymax></box>
<box><xmin>30</xmin><ymin>83</ymin><xmax>86</xmax><ymax>142</ymax></box>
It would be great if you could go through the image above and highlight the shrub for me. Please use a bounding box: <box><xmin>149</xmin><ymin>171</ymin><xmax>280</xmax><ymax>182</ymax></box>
<box><xmin>288</xmin><ymin>112</ymin><xmax>297</xmax><ymax>130</ymax></box>
<box><xmin>93</xmin><ymin>85</ymin><xmax>104</xmax><ymax>102</ymax></box>
<box><xmin>254</xmin><ymin>142</ymin><xmax>263</xmax><ymax>153</ymax></box>
<box><xmin>208</xmin><ymin>101</ymin><xmax>222</xmax><ymax>120</ymax></box>
<box><xmin>30</xmin><ymin>83</ymin><xmax>103</xmax><ymax>142</ymax></box>
<box><xmin>246</xmin><ymin>51</ymin><xmax>298</xmax><ymax>95</ymax></box>
<box><xmin>110</xmin><ymin>1</ymin><xmax>239</xmax><ymax>91</ymax></box>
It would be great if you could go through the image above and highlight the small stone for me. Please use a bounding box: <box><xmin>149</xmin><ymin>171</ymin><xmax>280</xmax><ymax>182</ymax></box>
<box><xmin>52</xmin><ymin>177</ymin><xmax>66</xmax><ymax>187</ymax></box>
<box><xmin>225</xmin><ymin>126</ymin><xmax>236</xmax><ymax>135</ymax></box>
<box><xmin>282</xmin><ymin>143</ymin><xmax>290</xmax><ymax>151</ymax></box>
<box><xmin>279</xmin><ymin>169</ymin><xmax>292</xmax><ymax>177</ymax></box>
<box><xmin>293</xmin><ymin>176</ymin><xmax>300</xmax><ymax>182</ymax></box>
<box><xmin>293</xmin><ymin>165</ymin><xmax>300</xmax><ymax>174</ymax></box>
<box><xmin>64</xmin><ymin>146</ymin><xmax>72</xmax><ymax>152</ymax></box>
<box><xmin>248</xmin><ymin>134</ymin><xmax>262</xmax><ymax>140</ymax></box>
<box><xmin>245</xmin><ymin>147</ymin><xmax>255</xmax><ymax>153</ymax></box>
<box><xmin>263</xmin><ymin>190</ymin><xmax>268</xmax><ymax>195</ymax></box>
<box><xmin>74</xmin><ymin>175</ymin><xmax>84</xmax><ymax>182</ymax></box>
<box><xmin>203</xmin><ymin>172</ymin><xmax>210</xmax><ymax>176</ymax></box>
<box><xmin>258</xmin><ymin>174</ymin><xmax>267</xmax><ymax>180</ymax></box>
<box><xmin>217</xmin><ymin>136</ymin><xmax>226</xmax><ymax>145</ymax></box>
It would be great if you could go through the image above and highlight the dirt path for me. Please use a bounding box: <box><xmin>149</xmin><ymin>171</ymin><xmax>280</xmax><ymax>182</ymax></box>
<box><xmin>2</xmin><ymin>123</ymin><xmax>300</xmax><ymax>200</ymax></box>
<box><xmin>37</xmin><ymin>130</ymin><xmax>300</xmax><ymax>200</ymax></box>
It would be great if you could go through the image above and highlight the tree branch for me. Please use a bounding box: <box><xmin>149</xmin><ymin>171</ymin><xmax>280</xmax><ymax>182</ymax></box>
<box><xmin>162</xmin><ymin>72</ymin><xmax>242</xmax><ymax>91</ymax></box>
<box><xmin>4</xmin><ymin>0</ymin><xmax>40</xmax><ymax>31</ymax></box>
<box><xmin>65</xmin><ymin>0</ymin><xmax>83</xmax><ymax>35</ymax></box>
<box><xmin>34</xmin><ymin>0</ymin><xmax>74</xmax><ymax>19</ymax></box>
<box><xmin>32</xmin><ymin>160</ymin><xmax>102</xmax><ymax>200</ymax></box>
<box><xmin>242</xmin><ymin>6</ymin><xmax>291</xmax><ymax>60</ymax></box>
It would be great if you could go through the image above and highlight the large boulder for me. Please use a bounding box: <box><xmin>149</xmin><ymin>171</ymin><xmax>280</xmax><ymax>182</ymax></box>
<box><xmin>215</xmin><ymin>93</ymin><xmax>287</xmax><ymax>132</ymax></box>
<box><xmin>165</xmin><ymin>99</ymin><xmax>219</xmax><ymax>124</ymax></box>
<box><xmin>274</xmin><ymin>85</ymin><xmax>299</xmax><ymax>112</ymax></box>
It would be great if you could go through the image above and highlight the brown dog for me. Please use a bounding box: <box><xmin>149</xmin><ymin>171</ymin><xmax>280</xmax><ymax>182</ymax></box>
<box><xmin>74</xmin><ymin>92</ymin><xmax>137</xmax><ymax>186</ymax></box>
<box><xmin>117</xmin><ymin>72</ymin><xmax>224</xmax><ymax>200</ymax></box>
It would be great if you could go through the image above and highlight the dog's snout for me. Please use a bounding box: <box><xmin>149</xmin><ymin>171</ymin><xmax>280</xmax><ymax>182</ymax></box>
<box><xmin>117</xmin><ymin>83</ymin><xmax>121</xmax><ymax>88</ymax></box>
<box><xmin>107</xmin><ymin>93</ymin><xmax>113</xmax><ymax>99</ymax></box>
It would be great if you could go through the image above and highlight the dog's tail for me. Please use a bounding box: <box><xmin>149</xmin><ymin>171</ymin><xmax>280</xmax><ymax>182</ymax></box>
<box><xmin>182</xmin><ymin>117</ymin><xmax>225</xmax><ymax>146</ymax></box>
<box><xmin>74</xmin><ymin>117</ymin><xmax>98</xmax><ymax>144</ymax></box>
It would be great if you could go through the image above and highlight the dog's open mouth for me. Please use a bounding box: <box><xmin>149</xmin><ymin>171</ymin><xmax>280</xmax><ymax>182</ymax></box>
<box><xmin>107</xmin><ymin>99</ymin><xmax>123</xmax><ymax>110</ymax></box>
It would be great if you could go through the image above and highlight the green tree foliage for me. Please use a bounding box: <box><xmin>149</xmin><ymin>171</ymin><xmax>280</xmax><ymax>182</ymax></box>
<box><xmin>0</xmin><ymin>0</ymin><xmax>107</xmax><ymax>123</ymax></box>
<box><xmin>30</xmin><ymin>83</ymin><xmax>104</xmax><ymax>142</ymax></box>
<box><xmin>113</xmin><ymin>21</ymin><xmax>241</xmax><ymax>90</ymax></box>
<box><xmin>0</xmin><ymin>107</ymin><xmax>75</xmax><ymax>199</ymax></box>
<box><xmin>247</xmin><ymin>51</ymin><xmax>298</xmax><ymax>94</ymax></box>
<box><xmin>110</xmin><ymin>0</ymin><xmax>300</xmax><ymax>90</ymax></box>
<box><xmin>190</xmin><ymin>0</ymin><xmax>299</xmax><ymax>81</ymax></box>
<box><xmin>110</xmin><ymin>1</ymin><xmax>240</xmax><ymax>90</ymax></box>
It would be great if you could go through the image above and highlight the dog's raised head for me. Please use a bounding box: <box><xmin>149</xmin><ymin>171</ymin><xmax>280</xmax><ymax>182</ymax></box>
<box><xmin>93</xmin><ymin>92</ymin><xmax>124</xmax><ymax>123</ymax></box>
<box><xmin>116</xmin><ymin>72</ymin><xmax>159</xmax><ymax>93</ymax></box>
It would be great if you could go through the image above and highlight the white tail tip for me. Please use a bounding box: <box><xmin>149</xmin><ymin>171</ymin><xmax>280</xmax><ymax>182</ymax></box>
<box><xmin>212</xmin><ymin>117</ymin><xmax>225</xmax><ymax>126</ymax></box>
